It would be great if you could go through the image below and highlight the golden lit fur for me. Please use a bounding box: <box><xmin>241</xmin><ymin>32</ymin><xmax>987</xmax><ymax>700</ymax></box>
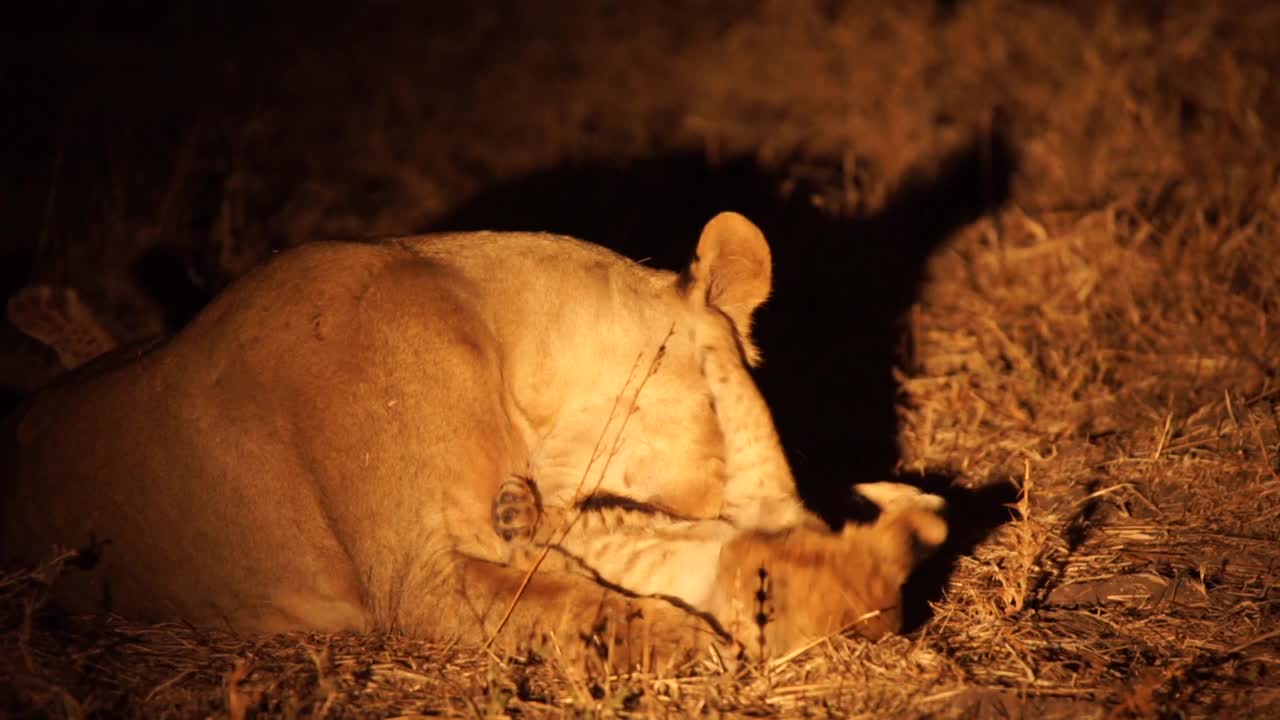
<box><xmin>3</xmin><ymin>212</ymin><xmax>944</xmax><ymax>666</ymax></box>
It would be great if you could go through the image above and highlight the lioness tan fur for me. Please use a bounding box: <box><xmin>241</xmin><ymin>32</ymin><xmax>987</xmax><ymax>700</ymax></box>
<box><xmin>3</xmin><ymin>212</ymin><xmax>944</xmax><ymax>665</ymax></box>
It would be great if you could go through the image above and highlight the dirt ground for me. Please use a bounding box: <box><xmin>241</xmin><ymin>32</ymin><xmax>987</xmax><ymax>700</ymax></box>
<box><xmin>2</xmin><ymin>1</ymin><xmax>1278</xmax><ymax>717</ymax></box>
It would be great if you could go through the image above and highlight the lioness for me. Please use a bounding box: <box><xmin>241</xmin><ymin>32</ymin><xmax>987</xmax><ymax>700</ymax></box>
<box><xmin>3</xmin><ymin>212</ymin><xmax>943</xmax><ymax>665</ymax></box>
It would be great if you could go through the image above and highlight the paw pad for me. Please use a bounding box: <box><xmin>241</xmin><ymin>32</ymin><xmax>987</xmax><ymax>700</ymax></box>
<box><xmin>492</xmin><ymin>475</ymin><xmax>542</xmax><ymax>545</ymax></box>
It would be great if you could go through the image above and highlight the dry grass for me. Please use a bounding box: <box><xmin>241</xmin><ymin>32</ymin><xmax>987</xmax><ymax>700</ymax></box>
<box><xmin>3</xmin><ymin>0</ymin><xmax>1280</xmax><ymax>717</ymax></box>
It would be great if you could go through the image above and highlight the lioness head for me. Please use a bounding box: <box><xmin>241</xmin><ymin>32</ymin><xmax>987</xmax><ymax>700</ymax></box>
<box><xmin>529</xmin><ymin>211</ymin><xmax>787</xmax><ymax>519</ymax></box>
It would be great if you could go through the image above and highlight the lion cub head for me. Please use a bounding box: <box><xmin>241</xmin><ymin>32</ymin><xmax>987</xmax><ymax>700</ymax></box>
<box><xmin>710</xmin><ymin>506</ymin><xmax>948</xmax><ymax>658</ymax></box>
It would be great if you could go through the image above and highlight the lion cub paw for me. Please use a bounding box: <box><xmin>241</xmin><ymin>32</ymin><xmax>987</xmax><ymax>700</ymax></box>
<box><xmin>855</xmin><ymin>481</ymin><xmax>947</xmax><ymax>515</ymax></box>
<box><xmin>492</xmin><ymin>476</ymin><xmax>542</xmax><ymax>564</ymax></box>
<box><xmin>7</xmin><ymin>284</ymin><xmax>118</xmax><ymax>370</ymax></box>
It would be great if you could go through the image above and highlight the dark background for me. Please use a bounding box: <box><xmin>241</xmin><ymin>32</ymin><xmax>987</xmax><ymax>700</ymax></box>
<box><xmin>0</xmin><ymin>2</ymin><xmax>1019</xmax><ymax>520</ymax></box>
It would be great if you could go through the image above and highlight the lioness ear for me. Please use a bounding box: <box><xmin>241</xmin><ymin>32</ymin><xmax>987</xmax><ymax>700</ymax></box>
<box><xmin>684</xmin><ymin>212</ymin><xmax>773</xmax><ymax>365</ymax></box>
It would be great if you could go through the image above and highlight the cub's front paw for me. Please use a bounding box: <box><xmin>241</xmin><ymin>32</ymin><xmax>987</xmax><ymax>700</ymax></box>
<box><xmin>492</xmin><ymin>475</ymin><xmax>542</xmax><ymax>564</ymax></box>
<box><xmin>7</xmin><ymin>284</ymin><xmax>119</xmax><ymax>369</ymax></box>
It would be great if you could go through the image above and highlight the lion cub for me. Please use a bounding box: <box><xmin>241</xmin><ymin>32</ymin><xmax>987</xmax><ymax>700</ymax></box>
<box><xmin>492</xmin><ymin>475</ymin><xmax>947</xmax><ymax>654</ymax></box>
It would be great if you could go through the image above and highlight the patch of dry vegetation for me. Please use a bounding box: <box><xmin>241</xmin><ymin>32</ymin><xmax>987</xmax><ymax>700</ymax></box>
<box><xmin>3</xmin><ymin>0</ymin><xmax>1279</xmax><ymax>717</ymax></box>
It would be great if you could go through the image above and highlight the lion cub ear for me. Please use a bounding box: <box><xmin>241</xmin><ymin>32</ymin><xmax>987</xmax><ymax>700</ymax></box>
<box><xmin>684</xmin><ymin>212</ymin><xmax>773</xmax><ymax>365</ymax></box>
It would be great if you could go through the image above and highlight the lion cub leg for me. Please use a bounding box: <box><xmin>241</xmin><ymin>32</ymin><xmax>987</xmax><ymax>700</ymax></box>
<box><xmin>855</xmin><ymin>481</ymin><xmax>947</xmax><ymax>514</ymax></box>
<box><xmin>7</xmin><ymin>284</ymin><xmax>119</xmax><ymax>370</ymax></box>
<box><xmin>490</xmin><ymin>482</ymin><xmax>950</xmax><ymax>658</ymax></box>
<box><xmin>491</xmin><ymin>481</ymin><xmax>735</xmax><ymax>606</ymax></box>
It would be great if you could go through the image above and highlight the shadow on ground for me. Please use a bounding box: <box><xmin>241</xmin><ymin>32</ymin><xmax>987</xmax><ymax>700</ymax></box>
<box><xmin>429</xmin><ymin>131</ymin><xmax>1017</xmax><ymax>527</ymax></box>
<box><xmin>898</xmin><ymin>473</ymin><xmax>1021</xmax><ymax>631</ymax></box>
